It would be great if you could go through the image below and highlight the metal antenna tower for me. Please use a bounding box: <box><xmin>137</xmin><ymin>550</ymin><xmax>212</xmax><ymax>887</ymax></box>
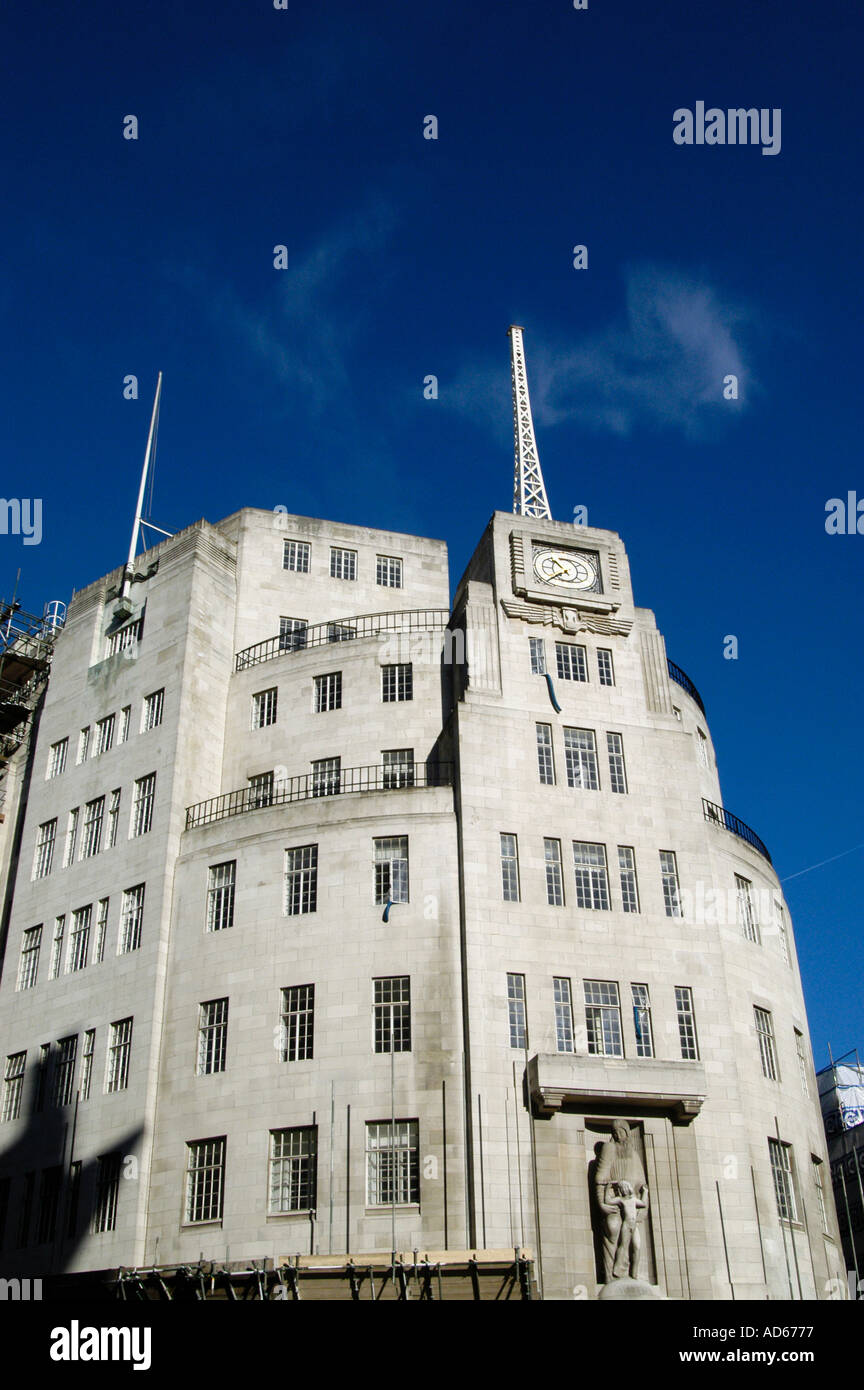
<box><xmin>508</xmin><ymin>325</ymin><xmax>551</xmax><ymax>519</ymax></box>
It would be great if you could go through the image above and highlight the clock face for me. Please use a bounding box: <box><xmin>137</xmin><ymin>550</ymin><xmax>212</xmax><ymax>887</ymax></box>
<box><xmin>532</xmin><ymin>547</ymin><xmax>601</xmax><ymax>592</ymax></box>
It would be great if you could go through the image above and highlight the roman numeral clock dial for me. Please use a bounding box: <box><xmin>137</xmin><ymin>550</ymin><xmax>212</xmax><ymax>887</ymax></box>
<box><xmin>532</xmin><ymin>547</ymin><xmax>602</xmax><ymax>593</ymax></box>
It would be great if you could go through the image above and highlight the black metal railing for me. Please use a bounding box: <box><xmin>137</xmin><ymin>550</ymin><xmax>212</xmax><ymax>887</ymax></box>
<box><xmin>702</xmin><ymin>798</ymin><xmax>772</xmax><ymax>863</ymax></box>
<box><xmin>235</xmin><ymin>609</ymin><xmax>451</xmax><ymax>672</ymax></box>
<box><xmin>667</xmin><ymin>659</ymin><xmax>706</xmax><ymax>715</ymax></box>
<box><xmin>186</xmin><ymin>762</ymin><xmax>454</xmax><ymax>829</ymax></box>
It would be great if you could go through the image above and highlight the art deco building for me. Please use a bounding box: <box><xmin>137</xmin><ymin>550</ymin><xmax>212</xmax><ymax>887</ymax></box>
<box><xmin>0</xmin><ymin>332</ymin><xmax>847</xmax><ymax>1300</ymax></box>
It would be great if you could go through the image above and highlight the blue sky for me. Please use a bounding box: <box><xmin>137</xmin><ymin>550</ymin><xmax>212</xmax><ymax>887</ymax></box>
<box><xmin>3</xmin><ymin>0</ymin><xmax>862</xmax><ymax>1063</ymax></box>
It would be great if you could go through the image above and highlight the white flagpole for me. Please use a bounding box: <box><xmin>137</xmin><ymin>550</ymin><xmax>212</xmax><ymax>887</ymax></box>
<box><xmin>120</xmin><ymin>372</ymin><xmax>162</xmax><ymax>601</ymax></box>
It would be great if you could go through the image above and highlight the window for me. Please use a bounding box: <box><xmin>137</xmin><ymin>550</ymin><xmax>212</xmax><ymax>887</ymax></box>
<box><xmin>382</xmin><ymin>663</ymin><xmax>412</xmax><ymax>702</ymax></box>
<box><xmin>672</xmin><ymin>705</ymin><xmax>682</xmax><ymax>721</ymax></box>
<box><xmin>95</xmin><ymin>714</ymin><xmax>115</xmax><ymax>755</ymax></box>
<box><xmin>606</xmin><ymin>732</ymin><xmax>628</xmax><ymax>794</ymax></box>
<box><xmin>207</xmin><ymin>862</ymin><xmax>235</xmax><ymax>932</ymax></box>
<box><xmin>47</xmin><ymin>738</ymin><xmax>68</xmax><ymax>778</ymax></box>
<box><xmin>330</xmin><ymin>546</ymin><xmax>357</xmax><ymax>580</ymax></box>
<box><xmin>107</xmin><ymin>789</ymin><xmax>121</xmax><ymax>848</ymax></box>
<box><xmin>382</xmin><ymin>748</ymin><xmax>414</xmax><ymax>789</ymax></box>
<box><xmin>67</xmin><ymin>906</ymin><xmax>92</xmax><ymax>973</ymax></box>
<box><xmin>35</xmin><ymin>1044</ymin><xmax>50</xmax><ymax>1113</ymax></box>
<box><xmin>584</xmin><ymin>980</ymin><xmax>623</xmax><ymax>1057</ymax></box>
<box><xmin>66</xmin><ymin>1162</ymin><xmax>81</xmax><ymax>1238</ymax></box>
<box><xmin>536</xmin><ymin>723</ymin><xmax>555</xmax><ymax>785</ymax></box>
<box><xmin>81</xmin><ymin>796</ymin><xmax>105</xmax><ymax>858</ymax></box>
<box><xmin>366</xmin><ymin>1120</ymin><xmax>419</xmax><ymax>1206</ymax></box>
<box><xmin>618</xmin><ymin>846</ymin><xmax>640</xmax><ymax>913</ymax></box>
<box><xmin>812</xmin><ymin>1157</ymin><xmax>829</xmax><ymax>1233</ymax></box>
<box><xmin>105</xmin><ymin>1018</ymin><xmax>132</xmax><ymax>1093</ymax></box>
<box><xmin>29</xmin><ymin>830</ymin><xmax>57</xmax><ymax>899</ymax></box>
<box><xmin>374</xmin><ymin>977</ymin><xmax>411</xmax><ymax>1053</ymax></box>
<box><xmin>107</xmin><ymin>616</ymin><xmax>143</xmax><ymax>657</ymax></box>
<box><xmin>572</xmin><ymin>841</ymin><xmax>610</xmax><ymax>910</ymax></box>
<box><xmin>2</xmin><ymin>1053</ymin><xmax>26</xmax><ymax>1122</ymax></box>
<box><xmin>529</xmin><ymin>637</ymin><xmax>546</xmax><ymax>674</ymax></box>
<box><xmin>251</xmin><ymin>687</ymin><xmax>278</xmax><ymax>729</ymax></box>
<box><xmin>49</xmin><ymin>916</ymin><xmax>65</xmax><ymax>979</ymax></box>
<box><xmin>270</xmin><ymin>1128</ymin><xmax>317</xmax><ymax>1213</ymax></box>
<box><xmin>119</xmin><ymin>706</ymin><xmax>131</xmax><ymax>744</ymax></box>
<box><xmin>197</xmin><ymin>999</ymin><xmax>228</xmax><ymax>1076</ymax></box>
<box><xmin>63</xmin><ymin>808</ymin><xmax>79</xmax><ymax>867</ymax></box>
<box><xmin>597</xmin><ymin>649</ymin><xmax>615</xmax><ymax>686</ymax></box>
<box><xmin>17</xmin><ymin>926</ymin><xmax>42</xmax><ymax>990</ymax></box>
<box><xmin>632</xmin><ymin>984</ymin><xmax>654</xmax><ymax>1057</ymax></box>
<box><xmin>696</xmin><ymin>728</ymin><xmax>710</xmax><ymax>768</ymax></box>
<box><xmin>374</xmin><ymin>836</ymin><xmax>409</xmax><ymax>904</ymax></box>
<box><xmin>283</xmin><ymin>539</ymin><xmax>310</xmax><ymax>572</ymax></box>
<box><xmin>52</xmin><ymin>1036</ymin><xmax>78</xmax><ymax>1108</ymax></box>
<box><xmin>280</xmin><ymin>985</ymin><xmax>314</xmax><ymax>1062</ymax></box>
<box><xmin>563</xmin><ymin>727</ymin><xmax>599</xmax><ymax>790</ymax></box>
<box><xmin>500</xmin><ymin>833</ymin><xmax>520</xmax><ymax>903</ymax></box>
<box><xmin>775</xmin><ymin>901</ymin><xmax>791</xmax><ymax>965</ymax></box>
<box><xmin>794</xmin><ymin>1030</ymin><xmax>809</xmax><ymax>1097</ymax></box>
<box><xmin>94</xmin><ymin>899</ymin><xmax>109</xmax><ymax>962</ymax></box>
<box><xmin>376</xmin><ymin>555</ymin><xmax>403</xmax><ymax>588</ymax></box>
<box><xmin>119</xmin><ymin>885</ymin><xmax>145</xmax><ymax>953</ymax></box>
<box><xmin>754</xmin><ymin>1007</ymin><xmax>779</xmax><ymax>1080</ymax></box>
<box><xmin>736</xmin><ymin>875</ymin><xmax>760</xmax><ymax>943</ymax></box>
<box><xmin>36</xmin><ymin>1167</ymin><xmax>62</xmax><ymax>1245</ymax></box>
<box><xmin>327</xmin><ymin>621</ymin><xmax>356</xmax><ymax>643</ymax></box>
<box><xmin>675</xmin><ymin>986</ymin><xmax>699</xmax><ymax>1060</ymax></box>
<box><xmin>507</xmin><ymin>972</ymin><xmax>527</xmax><ymax>1049</ymax></box>
<box><xmin>660</xmin><ymin>851</ymin><xmax>682</xmax><ymax>917</ymax></box>
<box><xmin>248</xmin><ymin>771</ymin><xmax>274</xmax><ymax>808</ymax></box>
<box><xmin>279</xmin><ymin>616</ymin><xmax>308</xmax><ymax>652</ymax></box>
<box><xmin>142</xmin><ymin>689</ymin><xmax>164</xmax><ymax>731</ymax></box>
<box><xmin>92</xmin><ymin>1155</ymin><xmax>121</xmax><ymax>1233</ymax></box>
<box><xmin>556</xmin><ymin>642</ymin><xmax>588</xmax><ymax>682</ymax></box>
<box><xmin>19</xmin><ymin>1172</ymin><xmax>35</xmax><ymax>1246</ymax></box>
<box><xmin>131</xmin><ymin>773</ymin><xmax>156</xmax><ymax>836</ymax></box>
<box><xmin>185</xmin><ymin>1138</ymin><xmax>225</xmax><ymax>1224</ymax></box>
<box><xmin>544</xmin><ymin>838</ymin><xmax>564</xmax><ymax>906</ymax></box>
<box><xmin>79</xmin><ymin>1031</ymin><xmax>95</xmax><ymax>1102</ymax></box>
<box><xmin>554</xmin><ymin>977</ymin><xmax>574</xmax><ymax>1053</ymax></box>
<box><xmin>314</xmin><ymin>671</ymin><xmax>342</xmax><ymax>712</ymax></box>
<box><xmin>77</xmin><ymin>727</ymin><xmax>90</xmax><ymax>764</ymax></box>
<box><xmin>284</xmin><ymin>844</ymin><xmax>318</xmax><ymax>915</ymax></box>
<box><xmin>768</xmin><ymin>1139</ymin><xmax>797</xmax><ymax>1222</ymax></box>
<box><xmin>311</xmin><ymin>756</ymin><xmax>341</xmax><ymax>797</ymax></box>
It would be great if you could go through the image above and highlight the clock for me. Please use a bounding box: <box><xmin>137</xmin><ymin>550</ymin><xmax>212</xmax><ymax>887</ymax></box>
<box><xmin>532</xmin><ymin>547</ymin><xmax>601</xmax><ymax>592</ymax></box>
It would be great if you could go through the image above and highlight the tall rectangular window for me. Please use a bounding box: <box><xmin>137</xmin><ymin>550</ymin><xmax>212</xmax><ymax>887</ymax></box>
<box><xmin>92</xmin><ymin>1155</ymin><xmax>121</xmax><ymax>1233</ymax></box>
<box><xmin>597</xmin><ymin>649</ymin><xmax>615</xmax><ymax>686</ymax></box>
<box><xmin>329</xmin><ymin>546</ymin><xmax>357</xmax><ymax>580</ymax></box>
<box><xmin>19</xmin><ymin>1172</ymin><xmax>35</xmax><ymax>1245</ymax></box>
<box><xmin>382</xmin><ymin>663</ymin><xmax>412</xmax><ymax>702</ymax></box>
<box><xmin>572</xmin><ymin>841</ymin><xmax>610</xmax><ymax>910</ymax></box>
<box><xmin>382</xmin><ymin>748</ymin><xmax>414</xmax><ymax>789</ymax></box>
<box><xmin>94</xmin><ymin>899</ymin><xmax>109</xmax><ymax>962</ymax></box>
<box><xmin>812</xmin><ymin>1157</ymin><xmax>829</xmax><ymax>1233</ymax></box>
<box><xmin>279</xmin><ymin>616</ymin><xmax>308</xmax><ymax>651</ymax></box>
<box><xmin>49</xmin><ymin>916</ymin><xmax>65</xmax><ymax>979</ymax></box>
<box><xmin>47</xmin><ymin>738</ymin><xmax>68</xmax><ymax>778</ymax></box>
<box><xmin>67</xmin><ymin>905</ymin><xmax>92</xmax><ymax>974</ymax></box>
<box><xmin>77</xmin><ymin>727</ymin><xmax>90</xmax><ymax>764</ymax></box>
<box><xmin>52</xmin><ymin>1036</ymin><xmax>78</xmax><ymax>1108</ymax></box>
<box><xmin>269</xmin><ymin>1128</ymin><xmax>317</xmax><ymax>1213</ymax></box>
<box><xmin>284</xmin><ymin>844</ymin><xmax>318</xmax><ymax>915</ymax></box>
<box><xmin>794</xmin><ymin>1029</ymin><xmax>809</xmax><ymax>1097</ymax></box>
<box><xmin>736</xmin><ymin>875</ymin><xmax>760</xmax><ymax>943</ymax></box>
<box><xmin>507</xmin><ymin>972</ymin><xmax>527</xmax><ymax>1049</ymax></box>
<box><xmin>768</xmin><ymin>1139</ymin><xmax>797</xmax><ymax>1222</ymax></box>
<box><xmin>197</xmin><ymin>999</ymin><xmax>228</xmax><ymax>1076</ymax></box>
<box><xmin>775</xmin><ymin>901</ymin><xmax>791</xmax><ymax>966</ymax></box>
<box><xmin>142</xmin><ymin>689</ymin><xmax>164</xmax><ymax>731</ymax></box>
<box><xmin>606</xmin><ymin>732</ymin><xmax>628</xmax><ymax>794</ymax></box>
<box><xmin>131</xmin><ymin>773</ymin><xmax>156</xmax><ymax>836</ymax></box>
<box><xmin>556</xmin><ymin>642</ymin><xmax>588</xmax><ymax>682</ymax></box>
<box><xmin>35</xmin><ymin>1044</ymin><xmax>50</xmax><ymax>1113</ymax></box>
<box><xmin>79</xmin><ymin>1031</ymin><xmax>95</xmax><ymax>1102</ymax></box>
<box><xmin>81</xmin><ymin>796</ymin><xmax>105</xmax><ymax>858</ymax></box>
<box><xmin>754</xmin><ymin>1007</ymin><xmax>779</xmax><ymax>1080</ymax></box>
<box><xmin>105</xmin><ymin>1018</ymin><xmax>133</xmax><ymax>1093</ymax></box>
<box><xmin>280</xmin><ymin>984</ymin><xmax>314</xmax><ymax>1062</ymax></box>
<box><xmin>553</xmin><ymin>977</ymin><xmax>574</xmax><ymax>1053</ymax></box>
<box><xmin>675</xmin><ymin>986</ymin><xmax>699</xmax><ymax>1060</ymax></box>
<box><xmin>536</xmin><ymin>723</ymin><xmax>555</xmax><ymax>785</ymax></box>
<box><xmin>17</xmin><ymin>926</ymin><xmax>42</xmax><ymax>990</ymax></box>
<box><xmin>33</xmin><ymin>820</ymin><xmax>57</xmax><ymax>879</ymax></box>
<box><xmin>563</xmin><ymin>727</ymin><xmax>599</xmax><ymax>790</ymax></box>
<box><xmin>374</xmin><ymin>977</ymin><xmax>411</xmax><ymax>1053</ymax></box>
<box><xmin>63</xmin><ymin>808</ymin><xmax>79</xmax><ymax>867</ymax></box>
<box><xmin>584</xmin><ymin>980</ymin><xmax>623</xmax><ymax>1057</ymax></box>
<box><xmin>36</xmin><ymin>1167</ymin><xmax>62</xmax><ymax>1245</ymax></box>
<box><xmin>2</xmin><ymin>1053</ymin><xmax>26</xmax><ymax>1123</ymax></box>
<box><xmin>374</xmin><ymin>836</ymin><xmax>409</xmax><ymax>904</ymax></box>
<box><xmin>251</xmin><ymin>687</ymin><xmax>278</xmax><ymax>729</ymax></box>
<box><xmin>376</xmin><ymin>555</ymin><xmax>403</xmax><ymax>588</ymax></box>
<box><xmin>66</xmin><ymin>1162</ymin><xmax>81</xmax><ymax>1238</ymax></box>
<box><xmin>618</xmin><ymin>846</ymin><xmax>640</xmax><ymax>913</ymax></box>
<box><xmin>283</xmin><ymin>539</ymin><xmax>310</xmax><ymax>572</ymax></box>
<box><xmin>660</xmin><ymin>851</ymin><xmax>682</xmax><ymax>917</ymax></box>
<box><xmin>95</xmin><ymin>714</ymin><xmax>115</xmax><ymax>755</ymax></box>
<box><xmin>207</xmin><ymin>862</ymin><xmax>235</xmax><ymax>932</ymax></box>
<box><xmin>119</xmin><ymin>885</ymin><xmax>145</xmax><ymax>953</ymax></box>
<box><xmin>311</xmin><ymin>756</ymin><xmax>341</xmax><ymax>797</ymax></box>
<box><xmin>314</xmin><ymin>672</ymin><xmax>342</xmax><ymax>712</ymax></box>
<box><xmin>118</xmin><ymin>706</ymin><xmax>131</xmax><ymax>743</ymax></box>
<box><xmin>366</xmin><ymin>1120</ymin><xmax>419</xmax><ymax>1206</ymax></box>
<box><xmin>107</xmin><ymin>789</ymin><xmax>121</xmax><ymax>848</ymax></box>
<box><xmin>248</xmin><ymin>771</ymin><xmax>274</xmax><ymax>808</ymax></box>
<box><xmin>500</xmin><ymin>833</ymin><xmax>520</xmax><ymax>903</ymax></box>
<box><xmin>632</xmin><ymin>984</ymin><xmax>654</xmax><ymax>1057</ymax></box>
<box><xmin>696</xmin><ymin>728</ymin><xmax>710</xmax><ymax>768</ymax></box>
<box><xmin>185</xmin><ymin>1139</ymin><xmax>226</xmax><ymax>1223</ymax></box>
<box><xmin>544</xmin><ymin>838</ymin><xmax>564</xmax><ymax>906</ymax></box>
<box><xmin>529</xmin><ymin>637</ymin><xmax>546</xmax><ymax>674</ymax></box>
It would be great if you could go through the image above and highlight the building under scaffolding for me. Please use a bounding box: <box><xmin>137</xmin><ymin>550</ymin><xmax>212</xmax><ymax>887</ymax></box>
<box><xmin>818</xmin><ymin>1051</ymin><xmax>864</xmax><ymax>1292</ymax></box>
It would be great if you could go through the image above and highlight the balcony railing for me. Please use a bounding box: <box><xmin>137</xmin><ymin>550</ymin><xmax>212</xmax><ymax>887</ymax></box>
<box><xmin>235</xmin><ymin>609</ymin><xmax>451</xmax><ymax>672</ymax></box>
<box><xmin>667</xmin><ymin>659</ymin><xmax>706</xmax><ymax>715</ymax></box>
<box><xmin>186</xmin><ymin>762</ymin><xmax>454</xmax><ymax>829</ymax></box>
<box><xmin>702</xmin><ymin>798</ymin><xmax>772</xmax><ymax>864</ymax></box>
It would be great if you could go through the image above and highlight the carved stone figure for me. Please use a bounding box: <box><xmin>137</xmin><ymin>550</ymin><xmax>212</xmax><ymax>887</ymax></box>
<box><xmin>593</xmin><ymin>1120</ymin><xmax>649</xmax><ymax>1281</ymax></box>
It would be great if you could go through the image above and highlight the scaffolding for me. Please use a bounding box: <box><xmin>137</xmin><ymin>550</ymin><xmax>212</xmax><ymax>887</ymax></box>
<box><xmin>0</xmin><ymin>598</ymin><xmax>65</xmax><ymax>813</ymax></box>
